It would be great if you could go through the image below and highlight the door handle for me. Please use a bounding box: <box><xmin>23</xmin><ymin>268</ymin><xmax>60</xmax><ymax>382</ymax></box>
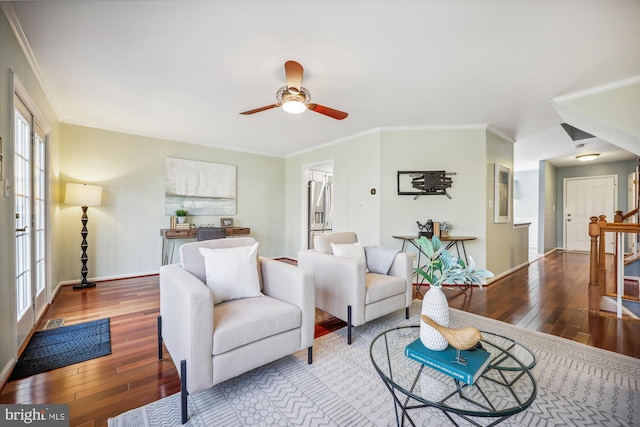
<box><xmin>16</xmin><ymin>226</ymin><xmax>28</xmax><ymax>232</ymax></box>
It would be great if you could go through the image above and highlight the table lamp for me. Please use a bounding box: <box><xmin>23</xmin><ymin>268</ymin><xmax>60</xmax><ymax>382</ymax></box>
<box><xmin>65</xmin><ymin>183</ymin><xmax>102</xmax><ymax>289</ymax></box>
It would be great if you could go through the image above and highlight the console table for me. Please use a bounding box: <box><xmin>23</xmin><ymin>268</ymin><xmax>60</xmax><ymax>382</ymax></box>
<box><xmin>160</xmin><ymin>227</ymin><xmax>251</xmax><ymax>265</ymax></box>
<box><xmin>393</xmin><ymin>235</ymin><xmax>476</xmax><ymax>263</ymax></box>
<box><xmin>370</xmin><ymin>326</ymin><xmax>537</xmax><ymax>426</ymax></box>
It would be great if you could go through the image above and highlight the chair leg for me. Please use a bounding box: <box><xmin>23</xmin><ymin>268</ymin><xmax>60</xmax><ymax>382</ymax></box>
<box><xmin>180</xmin><ymin>360</ymin><xmax>188</xmax><ymax>424</ymax></box>
<box><xmin>157</xmin><ymin>316</ymin><xmax>163</xmax><ymax>360</ymax></box>
<box><xmin>347</xmin><ymin>305</ymin><xmax>352</xmax><ymax>345</ymax></box>
<box><xmin>406</xmin><ymin>307</ymin><xmax>410</xmax><ymax>319</ymax></box>
<box><xmin>307</xmin><ymin>346</ymin><xmax>313</xmax><ymax>364</ymax></box>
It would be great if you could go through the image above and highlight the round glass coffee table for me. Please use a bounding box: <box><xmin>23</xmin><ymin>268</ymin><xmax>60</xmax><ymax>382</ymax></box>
<box><xmin>370</xmin><ymin>326</ymin><xmax>537</xmax><ymax>426</ymax></box>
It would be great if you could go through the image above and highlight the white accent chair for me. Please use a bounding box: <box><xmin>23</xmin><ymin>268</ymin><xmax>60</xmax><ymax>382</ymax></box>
<box><xmin>158</xmin><ymin>237</ymin><xmax>315</xmax><ymax>423</ymax></box>
<box><xmin>298</xmin><ymin>232</ymin><xmax>412</xmax><ymax>344</ymax></box>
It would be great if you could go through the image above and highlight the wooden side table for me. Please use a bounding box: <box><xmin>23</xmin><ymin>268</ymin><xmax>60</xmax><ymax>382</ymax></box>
<box><xmin>160</xmin><ymin>227</ymin><xmax>251</xmax><ymax>265</ymax></box>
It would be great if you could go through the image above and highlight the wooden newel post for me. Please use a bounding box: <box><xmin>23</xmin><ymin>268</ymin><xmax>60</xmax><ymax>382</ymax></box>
<box><xmin>614</xmin><ymin>210</ymin><xmax>623</xmax><ymax>223</ymax></box>
<box><xmin>588</xmin><ymin>216</ymin><xmax>600</xmax><ymax>314</ymax></box>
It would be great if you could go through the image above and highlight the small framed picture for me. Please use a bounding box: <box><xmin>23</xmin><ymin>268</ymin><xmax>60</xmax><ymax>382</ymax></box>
<box><xmin>220</xmin><ymin>218</ymin><xmax>234</xmax><ymax>227</ymax></box>
<box><xmin>494</xmin><ymin>164</ymin><xmax>511</xmax><ymax>223</ymax></box>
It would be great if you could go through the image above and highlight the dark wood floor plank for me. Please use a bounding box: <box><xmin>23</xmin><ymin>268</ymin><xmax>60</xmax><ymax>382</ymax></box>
<box><xmin>1</xmin><ymin>250</ymin><xmax>637</xmax><ymax>427</ymax></box>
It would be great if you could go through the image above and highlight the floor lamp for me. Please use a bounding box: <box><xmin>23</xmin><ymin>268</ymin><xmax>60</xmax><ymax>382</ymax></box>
<box><xmin>65</xmin><ymin>183</ymin><xmax>103</xmax><ymax>290</ymax></box>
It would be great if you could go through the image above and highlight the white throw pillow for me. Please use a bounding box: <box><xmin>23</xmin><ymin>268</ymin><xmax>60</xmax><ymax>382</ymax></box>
<box><xmin>199</xmin><ymin>242</ymin><xmax>262</xmax><ymax>304</ymax></box>
<box><xmin>331</xmin><ymin>241</ymin><xmax>366</xmax><ymax>265</ymax></box>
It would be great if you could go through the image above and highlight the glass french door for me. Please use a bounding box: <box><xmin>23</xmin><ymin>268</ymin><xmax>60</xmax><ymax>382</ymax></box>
<box><xmin>14</xmin><ymin>94</ymin><xmax>47</xmax><ymax>349</ymax></box>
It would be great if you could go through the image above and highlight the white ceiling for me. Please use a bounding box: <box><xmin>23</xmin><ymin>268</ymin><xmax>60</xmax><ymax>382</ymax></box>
<box><xmin>4</xmin><ymin>1</ymin><xmax>639</xmax><ymax>171</ymax></box>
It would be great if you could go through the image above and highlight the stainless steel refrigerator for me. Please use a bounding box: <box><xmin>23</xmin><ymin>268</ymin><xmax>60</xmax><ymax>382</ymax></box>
<box><xmin>308</xmin><ymin>179</ymin><xmax>333</xmax><ymax>249</ymax></box>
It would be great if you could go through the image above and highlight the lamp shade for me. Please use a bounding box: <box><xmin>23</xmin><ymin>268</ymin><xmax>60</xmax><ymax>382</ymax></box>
<box><xmin>65</xmin><ymin>183</ymin><xmax>102</xmax><ymax>207</ymax></box>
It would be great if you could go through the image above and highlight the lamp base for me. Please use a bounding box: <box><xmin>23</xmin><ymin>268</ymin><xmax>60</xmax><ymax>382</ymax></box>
<box><xmin>73</xmin><ymin>281</ymin><xmax>97</xmax><ymax>290</ymax></box>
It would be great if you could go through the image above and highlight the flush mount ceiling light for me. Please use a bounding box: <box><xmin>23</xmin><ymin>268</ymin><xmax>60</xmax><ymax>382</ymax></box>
<box><xmin>576</xmin><ymin>153</ymin><xmax>600</xmax><ymax>162</ymax></box>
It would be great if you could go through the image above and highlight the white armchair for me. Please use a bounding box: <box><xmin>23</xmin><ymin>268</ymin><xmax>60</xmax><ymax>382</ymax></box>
<box><xmin>158</xmin><ymin>237</ymin><xmax>315</xmax><ymax>423</ymax></box>
<box><xmin>298</xmin><ymin>232</ymin><xmax>412</xmax><ymax>344</ymax></box>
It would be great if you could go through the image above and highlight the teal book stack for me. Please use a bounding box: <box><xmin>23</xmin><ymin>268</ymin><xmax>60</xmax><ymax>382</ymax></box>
<box><xmin>405</xmin><ymin>338</ymin><xmax>491</xmax><ymax>385</ymax></box>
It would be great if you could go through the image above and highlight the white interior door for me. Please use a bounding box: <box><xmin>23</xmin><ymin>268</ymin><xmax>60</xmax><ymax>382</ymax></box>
<box><xmin>564</xmin><ymin>176</ymin><xmax>616</xmax><ymax>252</ymax></box>
<box><xmin>14</xmin><ymin>94</ymin><xmax>48</xmax><ymax>349</ymax></box>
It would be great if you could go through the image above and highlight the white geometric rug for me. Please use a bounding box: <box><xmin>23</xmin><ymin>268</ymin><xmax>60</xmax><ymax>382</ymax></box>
<box><xmin>109</xmin><ymin>301</ymin><xmax>639</xmax><ymax>426</ymax></box>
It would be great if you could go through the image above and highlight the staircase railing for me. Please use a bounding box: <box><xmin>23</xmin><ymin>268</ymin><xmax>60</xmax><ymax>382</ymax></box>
<box><xmin>588</xmin><ymin>212</ymin><xmax>640</xmax><ymax>317</ymax></box>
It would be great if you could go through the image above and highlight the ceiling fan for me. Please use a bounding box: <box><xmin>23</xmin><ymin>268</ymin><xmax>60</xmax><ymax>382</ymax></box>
<box><xmin>240</xmin><ymin>60</ymin><xmax>348</xmax><ymax>120</ymax></box>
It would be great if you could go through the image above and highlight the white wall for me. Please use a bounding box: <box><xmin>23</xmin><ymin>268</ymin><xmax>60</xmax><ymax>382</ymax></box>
<box><xmin>485</xmin><ymin>130</ymin><xmax>526</xmax><ymax>274</ymax></box>
<box><xmin>284</xmin><ymin>131</ymin><xmax>382</xmax><ymax>255</ymax></box>
<box><xmin>0</xmin><ymin>10</ymin><xmax>61</xmax><ymax>383</ymax></box>
<box><xmin>514</xmin><ymin>169</ymin><xmax>539</xmax><ymax>253</ymax></box>
<box><xmin>59</xmin><ymin>124</ymin><xmax>286</xmax><ymax>281</ymax></box>
<box><xmin>378</xmin><ymin>128</ymin><xmax>488</xmax><ymax>268</ymax></box>
<box><xmin>538</xmin><ymin>160</ymin><xmax>558</xmax><ymax>254</ymax></box>
<box><xmin>560</xmin><ymin>82</ymin><xmax>640</xmax><ymax>138</ymax></box>
<box><xmin>285</xmin><ymin>126</ymin><xmax>528</xmax><ymax>274</ymax></box>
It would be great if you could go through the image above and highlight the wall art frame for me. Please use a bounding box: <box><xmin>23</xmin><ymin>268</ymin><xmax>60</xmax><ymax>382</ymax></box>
<box><xmin>494</xmin><ymin>164</ymin><xmax>511</xmax><ymax>223</ymax></box>
<box><xmin>164</xmin><ymin>157</ymin><xmax>236</xmax><ymax>215</ymax></box>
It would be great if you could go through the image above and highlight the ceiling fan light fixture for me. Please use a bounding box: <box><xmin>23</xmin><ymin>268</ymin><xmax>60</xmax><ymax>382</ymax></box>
<box><xmin>282</xmin><ymin>100</ymin><xmax>306</xmax><ymax>114</ymax></box>
<box><xmin>576</xmin><ymin>153</ymin><xmax>600</xmax><ymax>162</ymax></box>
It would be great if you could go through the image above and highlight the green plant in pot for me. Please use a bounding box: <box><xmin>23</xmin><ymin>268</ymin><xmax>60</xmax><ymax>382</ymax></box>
<box><xmin>414</xmin><ymin>235</ymin><xmax>493</xmax><ymax>350</ymax></box>
<box><xmin>175</xmin><ymin>209</ymin><xmax>188</xmax><ymax>224</ymax></box>
<box><xmin>439</xmin><ymin>221</ymin><xmax>453</xmax><ymax>237</ymax></box>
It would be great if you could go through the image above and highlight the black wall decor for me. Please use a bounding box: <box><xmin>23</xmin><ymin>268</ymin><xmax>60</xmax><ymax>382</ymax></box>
<box><xmin>397</xmin><ymin>170</ymin><xmax>456</xmax><ymax>199</ymax></box>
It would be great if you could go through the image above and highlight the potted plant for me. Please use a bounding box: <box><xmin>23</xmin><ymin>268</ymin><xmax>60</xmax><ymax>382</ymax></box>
<box><xmin>439</xmin><ymin>221</ymin><xmax>453</xmax><ymax>238</ymax></box>
<box><xmin>413</xmin><ymin>235</ymin><xmax>493</xmax><ymax>350</ymax></box>
<box><xmin>175</xmin><ymin>209</ymin><xmax>188</xmax><ymax>224</ymax></box>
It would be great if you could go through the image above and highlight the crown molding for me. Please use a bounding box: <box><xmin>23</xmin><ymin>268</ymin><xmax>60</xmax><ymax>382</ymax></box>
<box><xmin>285</xmin><ymin>124</ymin><xmax>511</xmax><ymax>158</ymax></box>
<box><xmin>552</xmin><ymin>76</ymin><xmax>640</xmax><ymax>104</ymax></box>
<box><xmin>61</xmin><ymin>118</ymin><xmax>284</xmax><ymax>158</ymax></box>
<box><xmin>1</xmin><ymin>3</ymin><xmax>61</xmax><ymax>120</ymax></box>
<box><xmin>486</xmin><ymin>126</ymin><xmax>516</xmax><ymax>144</ymax></box>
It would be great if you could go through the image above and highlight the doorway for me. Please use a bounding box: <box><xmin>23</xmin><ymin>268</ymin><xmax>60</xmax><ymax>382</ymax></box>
<box><xmin>302</xmin><ymin>161</ymin><xmax>334</xmax><ymax>249</ymax></box>
<box><xmin>563</xmin><ymin>175</ymin><xmax>616</xmax><ymax>252</ymax></box>
<box><xmin>13</xmin><ymin>91</ymin><xmax>49</xmax><ymax>350</ymax></box>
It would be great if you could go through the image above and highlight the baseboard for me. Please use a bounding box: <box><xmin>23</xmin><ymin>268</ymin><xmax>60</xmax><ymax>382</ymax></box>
<box><xmin>488</xmin><ymin>261</ymin><xmax>531</xmax><ymax>283</ymax></box>
<box><xmin>0</xmin><ymin>357</ymin><xmax>16</xmax><ymax>391</ymax></box>
<box><xmin>57</xmin><ymin>270</ymin><xmax>159</xmax><ymax>287</ymax></box>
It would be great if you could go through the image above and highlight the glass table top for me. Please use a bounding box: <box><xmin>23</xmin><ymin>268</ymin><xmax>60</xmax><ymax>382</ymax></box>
<box><xmin>370</xmin><ymin>325</ymin><xmax>537</xmax><ymax>421</ymax></box>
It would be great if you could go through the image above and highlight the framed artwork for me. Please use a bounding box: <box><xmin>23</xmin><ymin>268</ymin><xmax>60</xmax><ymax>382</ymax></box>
<box><xmin>494</xmin><ymin>164</ymin><xmax>511</xmax><ymax>223</ymax></box>
<box><xmin>220</xmin><ymin>218</ymin><xmax>234</xmax><ymax>227</ymax></box>
<box><xmin>164</xmin><ymin>157</ymin><xmax>236</xmax><ymax>215</ymax></box>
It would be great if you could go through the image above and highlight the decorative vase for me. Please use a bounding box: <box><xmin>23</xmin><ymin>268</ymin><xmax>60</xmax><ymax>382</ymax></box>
<box><xmin>420</xmin><ymin>285</ymin><xmax>450</xmax><ymax>350</ymax></box>
<box><xmin>177</xmin><ymin>216</ymin><xmax>186</xmax><ymax>224</ymax></box>
<box><xmin>440</xmin><ymin>230</ymin><xmax>449</xmax><ymax>238</ymax></box>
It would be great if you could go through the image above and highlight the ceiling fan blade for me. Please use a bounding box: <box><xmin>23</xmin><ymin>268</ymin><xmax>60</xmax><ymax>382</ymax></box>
<box><xmin>284</xmin><ymin>60</ymin><xmax>304</xmax><ymax>93</ymax></box>
<box><xmin>239</xmin><ymin>104</ymin><xmax>280</xmax><ymax>115</ymax></box>
<box><xmin>308</xmin><ymin>103</ymin><xmax>348</xmax><ymax>120</ymax></box>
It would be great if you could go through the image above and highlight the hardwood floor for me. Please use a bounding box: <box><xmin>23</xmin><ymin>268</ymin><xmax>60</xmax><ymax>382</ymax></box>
<box><xmin>440</xmin><ymin>250</ymin><xmax>640</xmax><ymax>357</ymax></box>
<box><xmin>1</xmin><ymin>250</ymin><xmax>638</xmax><ymax>426</ymax></box>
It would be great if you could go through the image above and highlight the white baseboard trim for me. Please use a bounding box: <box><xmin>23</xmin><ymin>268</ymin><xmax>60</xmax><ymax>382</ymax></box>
<box><xmin>544</xmin><ymin>247</ymin><xmax>559</xmax><ymax>256</ymax></box>
<box><xmin>0</xmin><ymin>357</ymin><xmax>16</xmax><ymax>390</ymax></box>
<box><xmin>488</xmin><ymin>261</ymin><xmax>531</xmax><ymax>283</ymax></box>
<box><xmin>57</xmin><ymin>270</ymin><xmax>159</xmax><ymax>287</ymax></box>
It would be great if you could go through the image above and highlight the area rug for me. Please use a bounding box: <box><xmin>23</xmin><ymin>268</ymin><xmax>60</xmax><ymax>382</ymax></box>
<box><xmin>10</xmin><ymin>318</ymin><xmax>111</xmax><ymax>380</ymax></box>
<box><xmin>109</xmin><ymin>303</ymin><xmax>639</xmax><ymax>426</ymax></box>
